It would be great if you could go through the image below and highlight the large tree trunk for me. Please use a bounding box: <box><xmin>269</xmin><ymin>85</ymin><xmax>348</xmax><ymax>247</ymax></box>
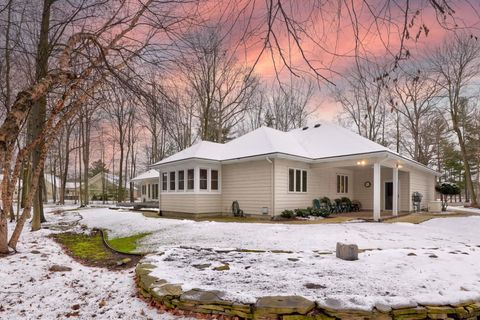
<box><xmin>29</xmin><ymin>0</ymin><xmax>51</xmax><ymax>231</ymax></box>
<box><xmin>81</xmin><ymin>112</ymin><xmax>90</xmax><ymax>206</ymax></box>
<box><xmin>60</xmin><ymin>127</ymin><xmax>72</xmax><ymax>205</ymax></box>
<box><xmin>454</xmin><ymin>127</ymin><xmax>477</xmax><ymax>206</ymax></box>
<box><xmin>117</xmin><ymin>146</ymin><xmax>124</xmax><ymax>202</ymax></box>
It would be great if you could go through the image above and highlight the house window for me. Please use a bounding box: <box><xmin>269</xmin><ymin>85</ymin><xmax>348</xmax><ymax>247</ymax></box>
<box><xmin>336</xmin><ymin>174</ymin><xmax>349</xmax><ymax>194</ymax></box>
<box><xmin>302</xmin><ymin>170</ymin><xmax>307</xmax><ymax>192</ymax></box>
<box><xmin>200</xmin><ymin>169</ymin><xmax>208</xmax><ymax>190</ymax></box>
<box><xmin>211</xmin><ymin>170</ymin><xmax>218</xmax><ymax>190</ymax></box>
<box><xmin>178</xmin><ymin>171</ymin><xmax>185</xmax><ymax>190</ymax></box>
<box><xmin>187</xmin><ymin>169</ymin><xmax>194</xmax><ymax>190</ymax></box>
<box><xmin>142</xmin><ymin>185</ymin><xmax>146</xmax><ymax>195</ymax></box>
<box><xmin>147</xmin><ymin>184</ymin><xmax>151</xmax><ymax>198</ymax></box>
<box><xmin>162</xmin><ymin>172</ymin><xmax>167</xmax><ymax>191</ymax></box>
<box><xmin>289</xmin><ymin>169</ymin><xmax>295</xmax><ymax>192</ymax></box>
<box><xmin>288</xmin><ymin>168</ymin><xmax>307</xmax><ymax>193</ymax></box>
<box><xmin>152</xmin><ymin>184</ymin><xmax>159</xmax><ymax>199</ymax></box>
<box><xmin>169</xmin><ymin>172</ymin><xmax>176</xmax><ymax>191</ymax></box>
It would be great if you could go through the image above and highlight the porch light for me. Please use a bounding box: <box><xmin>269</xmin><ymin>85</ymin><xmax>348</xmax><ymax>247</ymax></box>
<box><xmin>356</xmin><ymin>160</ymin><xmax>366</xmax><ymax>166</ymax></box>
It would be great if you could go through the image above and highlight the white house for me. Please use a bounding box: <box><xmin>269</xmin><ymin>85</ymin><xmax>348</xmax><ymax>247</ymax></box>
<box><xmin>130</xmin><ymin>169</ymin><xmax>159</xmax><ymax>202</ymax></box>
<box><xmin>148</xmin><ymin>124</ymin><xmax>439</xmax><ymax>220</ymax></box>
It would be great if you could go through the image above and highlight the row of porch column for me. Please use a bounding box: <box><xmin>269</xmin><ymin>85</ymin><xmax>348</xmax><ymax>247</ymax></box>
<box><xmin>373</xmin><ymin>162</ymin><xmax>399</xmax><ymax>221</ymax></box>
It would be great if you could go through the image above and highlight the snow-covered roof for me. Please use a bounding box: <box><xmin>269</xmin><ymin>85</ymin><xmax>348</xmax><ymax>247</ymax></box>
<box><xmin>152</xmin><ymin>124</ymin><xmax>436</xmax><ymax>174</ymax></box>
<box><xmin>131</xmin><ymin>169</ymin><xmax>159</xmax><ymax>182</ymax></box>
<box><xmin>154</xmin><ymin>124</ymin><xmax>390</xmax><ymax>164</ymax></box>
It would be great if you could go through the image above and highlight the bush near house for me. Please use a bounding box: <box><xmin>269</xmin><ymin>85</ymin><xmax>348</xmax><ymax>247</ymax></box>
<box><xmin>280</xmin><ymin>207</ymin><xmax>331</xmax><ymax>219</ymax></box>
<box><xmin>435</xmin><ymin>183</ymin><xmax>461</xmax><ymax>211</ymax></box>
<box><xmin>280</xmin><ymin>209</ymin><xmax>295</xmax><ymax>219</ymax></box>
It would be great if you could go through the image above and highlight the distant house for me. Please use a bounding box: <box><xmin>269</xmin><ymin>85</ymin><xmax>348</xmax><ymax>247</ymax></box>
<box><xmin>149</xmin><ymin>124</ymin><xmax>439</xmax><ymax>220</ymax></box>
<box><xmin>87</xmin><ymin>172</ymin><xmax>137</xmax><ymax>200</ymax></box>
<box><xmin>130</xmin><ymin>169</ymin><xmax>159</xmax><ymax>202</ymax></box>
<box><xmin>1</xmin><ymin>173</ymin><xmax>65</xmax><ymax>203</ymax></box>
<box><xmin>88</xmin><ymin>172</ymin><xmax>118</xmax><ymax>200</ymax></box>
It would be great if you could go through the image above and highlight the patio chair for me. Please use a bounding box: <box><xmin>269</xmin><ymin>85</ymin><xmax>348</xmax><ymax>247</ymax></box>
<box><xmin>320</xmin><ymin>197</ymin><xmax>336</xmax><ymax>214</ymax></box>
<box><xmin>334</xmin><ymin>198</ymin><xmax>343</xmax><ymax>212</ymax></box>
<box><xmin>340</xmin><ymin>197</ymin><xmax>353</xmax><ymax>212</ymax></box>
<box><xmin>351</xmin><ymin>200</ymin><xmax>361</xmax><ymax>212</ymax></box>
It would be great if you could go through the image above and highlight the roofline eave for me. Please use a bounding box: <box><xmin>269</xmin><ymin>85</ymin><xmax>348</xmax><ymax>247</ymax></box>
<box><xmin>150</xmin><ymin>150</ymin><xmax>440</xmax><ymax>176</ymax></box>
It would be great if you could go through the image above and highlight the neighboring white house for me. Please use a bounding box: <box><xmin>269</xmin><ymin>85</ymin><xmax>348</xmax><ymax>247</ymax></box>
<box><xmin>130</xmin><ymin>169</ymin><xmax>159</xmax><ymax>202</ymax></box>
<box><xmin>150</xmin><ymin>124</ymin><xmax>439</xmax><ymax>220</ymax></box>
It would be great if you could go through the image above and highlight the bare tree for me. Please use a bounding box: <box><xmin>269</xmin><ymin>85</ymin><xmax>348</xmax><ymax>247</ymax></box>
<box><xmin>103</xmin><ymin>85</ymin><xmax>135</xmax><ymax>202</ymax></box>
<box><xmin>335</xmin><ymin>61</ymin><xmax>389</xmax><ymax>143</ymax></box>
<box><xmin>430</xmin><ymin>34</ymin><xmax>480</xmax><ymax>207</ymax></box>
<box><xmin>389</xmin><ymin>64</ymin><xmax>440</xmax><ymax>164</ymax></box>
<box><xmin>0</xmin><ymin>0</ymin><xmax>194</xmax><ymax>253</ymax></box>
<box><xmin>176</xmin><ymin>28</ymin><xmax>258</xmax><ymax>142</ymax></box>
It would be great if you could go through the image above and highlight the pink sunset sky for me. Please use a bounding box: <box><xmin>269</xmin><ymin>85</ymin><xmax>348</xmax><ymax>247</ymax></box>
<box><xmin>90</xmin><ymin>1</ymin><xmax>480</xmax><ymax>172</ymax></box>
<box><xmin>210</xmin><ymin>1</ymin><xmax>480</xmax><ymax>121</ymax></box>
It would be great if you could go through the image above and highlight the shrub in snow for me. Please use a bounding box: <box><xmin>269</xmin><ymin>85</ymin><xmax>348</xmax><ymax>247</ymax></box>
<box><xmin>294</xmin><ymin>208</ymin><xmax>310</xmax><ymax>218</ymax></box>
<box><xmin>280</xmin><ymin>210</ymin><xmax>295</xmax><ymax>219</ymax></box>
<box><xmin>435</xmin><ymin>183</ymin><xmax>461</xmax><ymax>211</ymax></box>
<box><xmin>310</xmin><ymin>208</ymin><xmax>330</xmax><ymax>218</ymax></box>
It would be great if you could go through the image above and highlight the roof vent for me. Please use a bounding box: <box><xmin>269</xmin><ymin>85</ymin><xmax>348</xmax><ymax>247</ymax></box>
<box><xmin>302</xmin><ymin>126</ymin><xmax>309</xmax><ymax>130</ymax></box>
<box><xmin>314</xmin><ymin>123</ymin><xmax>321</xmax><ymax>128</ymax></box>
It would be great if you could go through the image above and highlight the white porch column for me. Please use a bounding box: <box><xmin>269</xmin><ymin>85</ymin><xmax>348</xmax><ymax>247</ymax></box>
<box><xmin>373</xmin><ymin>162</ymin><xmax>381</xmax><ymax>221</ymax></box>
<box><xmin>393</xmin><ymin>166</ymin><xmax>399</xmax><ymax>216</ymax></box>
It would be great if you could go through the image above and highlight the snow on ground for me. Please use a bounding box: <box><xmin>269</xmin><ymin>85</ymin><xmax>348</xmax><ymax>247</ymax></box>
<box><xmin>147</xmin><ymin>245</ymin><xmax>480</xmax><ymax>310</ymax></box>
<box><xmin>79</xmin><ymin>207</ymin><xmax>479</xmax><ymax>253</ymax></box>
<box><xmin>448</xmin><ymin>205</ymin><xmax>480</xmax><ymax>214</ymax></box>
<box><xmin>0</xmin><ymin>205</ymin><xmax>188</xmax><ymax>320</ymax></box>
<box><xmin>76</xmin><ymin>207</ymin><xmax>480</xmax><ymax>310</ymax></box>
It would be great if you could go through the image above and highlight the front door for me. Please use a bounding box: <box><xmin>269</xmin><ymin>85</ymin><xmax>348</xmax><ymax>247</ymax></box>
<box><xmin>385</xmin><ymin>182</ymin><xmax>393</xmax><ymax>210</ymax></box>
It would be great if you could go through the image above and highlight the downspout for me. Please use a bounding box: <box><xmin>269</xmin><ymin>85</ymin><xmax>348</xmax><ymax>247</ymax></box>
<box><xmin>266</xmin><ymin>157</ymin><xmax>275</xmax><ymax>217</ymax></box>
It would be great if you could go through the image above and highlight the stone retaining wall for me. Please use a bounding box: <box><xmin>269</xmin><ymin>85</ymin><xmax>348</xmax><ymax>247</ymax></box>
<box><xmin>136</xmin><ymin>262</ymin><xmax>480</xmax><ymax>320</ymax></box>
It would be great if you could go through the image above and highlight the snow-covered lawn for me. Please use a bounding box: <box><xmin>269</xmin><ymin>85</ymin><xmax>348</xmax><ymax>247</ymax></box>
<box><xmin>76</xmin><ymin>207</ymin><xmax>480</xmax><ymax>310</ymax></box>
<box><xmin>0</xmin><ymin>206</ymin><xmax>185</xmax><ymax>320</ymax></box>
<box><xmin>447</xmin><ymin>205</ymin><xmax>480</xmax><ymax>215</ymax></box>
<box><xmin>4</xmin><ymin>206</ymin><xmax>479</xmax><ymax>317</ymax></box>
<box><xmin>79</xmin><ymin>208</ymin><xmax>477</xmax><ymax>253</ymax></box>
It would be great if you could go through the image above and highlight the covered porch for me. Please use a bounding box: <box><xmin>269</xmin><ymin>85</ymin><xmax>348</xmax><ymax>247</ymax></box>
<box><xmin>311</xmin><ymin>154</ymin><xmax>412</xmax><ymax>221</ymax></box>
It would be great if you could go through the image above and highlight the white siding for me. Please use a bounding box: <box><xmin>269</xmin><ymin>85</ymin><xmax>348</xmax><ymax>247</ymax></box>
<box><xmin>353</xmin><ymin>167</ymin><xmax>410</xmax><ymax>211</ymax></box>
<box><xmin>409</xmin><ymin>169</ymin><xmax>436</xmax><ymax>210</ymax></box>
<box><xmin>221</xmin><ymin>160</ymin><xmax>272</xmax><ymax>215</ymax></box>
<box><xmin>273</xmin><ymin>160</ymin><xmax>354</xmax><ymax>215</ymax></box>
<box><xmin>160</xmin><ymin>193</ymin><xmax>197</xmax><ymax>213</ymax></box>
<box><xmin>274</xmin><ymin>159</ymin><xmax>312</xmax><ymax>215</ymax></box>
<box><xmin>160</xmin><ymin>193</ymin><xmax>222</xmax><ymax>214</ymax></box>
<box><xmin>196</xmin><ymin>194</ymin><xmax>222</xmax><ymax>213</ymax></box>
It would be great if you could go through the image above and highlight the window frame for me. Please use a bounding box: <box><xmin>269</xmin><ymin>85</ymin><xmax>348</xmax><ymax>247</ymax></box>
<box><xmin>151</xmin><ymin>183</ymin><xmax>159</xmax><ymax>199</ymax></box>
<box><xmin>199</xmin><ymin>168</ymin><xmax>208</xmax><ymax>190</ymax></box>
<box><xmin>161</xmin><ymin>172</ymin><xmax>167</xmax><ymax>191</ymax></box>
<box><xmin>169</xmin><ymin>171</ymin><xmax>176</xmax><ymax>191</ymax></box>
<box><xmin>336</xmin><ymin>174</ymin><xmax>350</xmax><ymax>194</ymax></box>
<box><xmin>288</xmin><ymin>168</ymin><xmax>307</xmax><ymax>193</ymax></box>
<box><xmin>178</xmin><ymin>170</ymin><xmax>185</xmax><ymax>191</ymax></box>
<box><xmin>210</xmin><ymin>169</ymin><xmax>219</xmax><ymax>190</ymax></box>
<box><xmin>187</xmin><ymin>169</ymin><xmax>195</xmax><ymax>190</ymax></box>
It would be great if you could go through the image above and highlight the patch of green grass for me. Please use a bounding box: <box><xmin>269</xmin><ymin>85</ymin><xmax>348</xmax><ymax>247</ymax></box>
<box><xmin>107</xmin><ymin>232</ymin><xmax>151</xmax><ymax>253</ymax></box>
<box><xmin>53</xmin><ymin>232</ymin><xmax>113</xmax><ymax>261</ymax></box>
